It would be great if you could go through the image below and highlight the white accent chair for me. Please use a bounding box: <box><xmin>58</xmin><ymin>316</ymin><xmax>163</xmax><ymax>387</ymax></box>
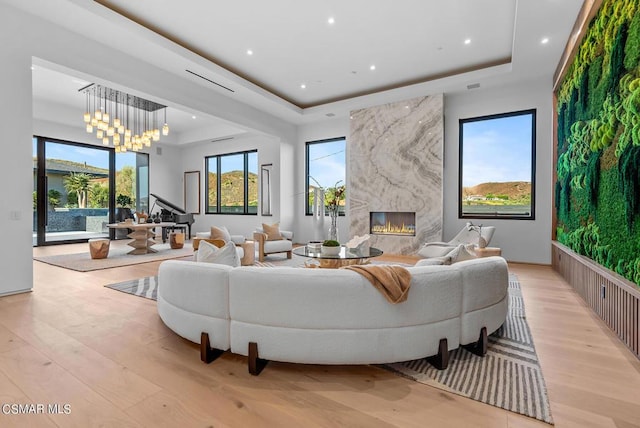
<box><xmin>253</xmin><ymin>227</ymin><xmax>293</xmax><ymax>262</ymax></box>
<box><xmin>418</xmin><ymin>223</ymin><xmax>495</xmax><ymax>258</ymax></box>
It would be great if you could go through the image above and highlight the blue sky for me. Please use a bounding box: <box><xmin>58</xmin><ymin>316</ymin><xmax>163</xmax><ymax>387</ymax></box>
<box><xmin>308</xmin><ymin>139</ymin><xmax>346</xmax><ymax>189</ymax></box>
<box><xmin>461</xmin><ymin>114</ymin><xmax>533</xmax><ymax>187</ymax></box>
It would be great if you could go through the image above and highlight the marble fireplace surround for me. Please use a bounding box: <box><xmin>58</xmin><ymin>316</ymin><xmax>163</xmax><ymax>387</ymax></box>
<box><xmin>349</xmin><ymin>95</ymin><xmax>443</xmax><ymax>255</ymax></box>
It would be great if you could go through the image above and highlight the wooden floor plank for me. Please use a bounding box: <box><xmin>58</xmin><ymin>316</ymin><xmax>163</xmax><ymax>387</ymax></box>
<box><xmin>0</xmin><ymin>345</ymin><xmax>142</xmax><ymax>427</ymax></box>
<box><xmin>0</xmin><ymin>370</ymin><xmax>58</xmax><ymax>428</ymax></box>
<box><xmin>3</xmin><ymin>317</ymin><xmax>162</xmax><ymax>411</ymax></box>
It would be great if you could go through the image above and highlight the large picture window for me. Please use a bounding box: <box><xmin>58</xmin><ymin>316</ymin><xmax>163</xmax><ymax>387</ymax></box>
<box><xmin>459</xmin><ymin>109</ymin><xmax>536</xmax><ymax>219</ymax></box>
<box><xmin>205</xmin><ymin>150</ymin><xmax>258</xmax><ymax>215</ymax></box>
<box><xmin>305</xmin><ymin>137</ymin><xmax>346</xmax><ymax>215</ymax></box>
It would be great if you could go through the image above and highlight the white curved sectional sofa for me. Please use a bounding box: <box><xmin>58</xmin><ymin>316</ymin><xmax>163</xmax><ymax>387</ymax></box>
<box><xmin>157</xmin><ymin>256</ymin><xmax>508</xmax><ymax>374</ymax></box>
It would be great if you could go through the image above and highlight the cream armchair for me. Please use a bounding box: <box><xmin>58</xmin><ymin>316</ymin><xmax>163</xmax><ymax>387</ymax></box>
<box><xmin>418</xmin><ymin>223</ymin><xmax>495</xmax><ymax>258</ymax></box>
<box><xmin>193</xmin><ymin>229</ymin><xmax>254</xmax><ymax>266</ymax></box>
<box><xmin>253</xmin><ymin>226</ymin><xmax>293</xmax><ymax>262</ymax></box>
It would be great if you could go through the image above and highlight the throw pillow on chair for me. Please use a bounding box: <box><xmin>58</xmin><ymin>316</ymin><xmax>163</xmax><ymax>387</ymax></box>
<box><xmin>262</xmin><ymin>223</ymin><xmax>282</xmax><ymax>240</ymax></box>
<box><xmin>210</xmin><ymin>225</ymin><xmax>232</xmax><ymax>242</ymax></box>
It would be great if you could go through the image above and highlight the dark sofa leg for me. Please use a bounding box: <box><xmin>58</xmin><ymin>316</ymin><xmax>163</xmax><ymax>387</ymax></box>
<box><xmin>427</xmin><ymin>338</ymin><xmax>449</xmax><ymax>370</ymax></box>
<box><xmin>464</xmin><ymin>327</ymin><xmax>488</xmax><ymax>357</ymax></box>
<box><xmin>248</xmin><ymin>342</ymin><xmax>268</xmax><ymax>375</ymax></box>
<box><xmin>200</xmin><ymin>332</ymin><xmax>224</xmax><ymax>363</ymax></box>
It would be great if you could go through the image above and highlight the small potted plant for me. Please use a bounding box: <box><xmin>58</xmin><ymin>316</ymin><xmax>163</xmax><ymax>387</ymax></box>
<box><xmin>467</xmin><ymin>221</ymin><xmax>487</xmax><ymax>248</ymax></box>
<box><xmin>321</xmin><ymin>239</ymin><xmax>341</xmax><ymax>256</ymax></box>
<box><xmin>115</xmin><ymin>194</ymin><xmax>133</xmax><ymax>223</ymax></box>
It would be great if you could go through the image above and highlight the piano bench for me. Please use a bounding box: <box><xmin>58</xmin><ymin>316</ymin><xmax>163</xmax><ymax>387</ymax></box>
<box><xmin>169</xmin><ymin>225</ymin><xmax>188</xmax><ymax>235</ymax></box>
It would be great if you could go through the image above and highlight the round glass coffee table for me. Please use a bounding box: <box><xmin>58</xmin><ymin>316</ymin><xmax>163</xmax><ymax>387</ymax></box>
<box><xmin>292</xmin><ymin>245</ymin><xmax>383</xmax><ymax>268</ymax></box>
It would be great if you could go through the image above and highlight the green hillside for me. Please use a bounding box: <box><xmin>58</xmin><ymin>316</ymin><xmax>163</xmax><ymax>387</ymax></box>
<box><xmin>208</xmin><ymin>170</ymin><xmax>258</xmax><ymax>209</ymax></box>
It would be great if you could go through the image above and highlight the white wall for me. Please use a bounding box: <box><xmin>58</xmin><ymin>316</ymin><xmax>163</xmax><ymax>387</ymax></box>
<box><xmin>149</xmin><ymin>144</ymin><xmax>183</xmax><ymax>212</ymax></box>
<box><xmin>444</xmin><ymin>77</ymin><xmax>553</xmax><ymax>264</ymax></box>
<box><xmin>179</xmin><ymin>134</ymin><xmax>282</xmax><ymax>239</ymax></box>
<box><xmin>0</xmin><ymin>4</ymin><xmax>34</xmax><ymax>296</ymax></box>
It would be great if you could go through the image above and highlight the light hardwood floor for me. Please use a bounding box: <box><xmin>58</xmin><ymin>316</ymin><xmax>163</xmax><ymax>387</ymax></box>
<box><xmin>0</xmin><ymin>243</ymin><xmax>638</xmax><ymax>427</ymax></box>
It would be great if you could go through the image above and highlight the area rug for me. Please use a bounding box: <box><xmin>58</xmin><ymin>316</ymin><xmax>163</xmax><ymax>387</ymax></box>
<box><xmin>34</xmin><ymin>241</ymin><xmax>195</xmax><ymax>272</ymax></box>
<box><xmin>381</xmin><ymin>274</ymin><xmax>553</xmax><ymax>424</ymax></box>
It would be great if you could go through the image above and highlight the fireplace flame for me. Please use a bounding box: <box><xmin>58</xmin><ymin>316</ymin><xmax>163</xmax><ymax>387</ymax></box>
<box><xmin>371</xmin><ymin>221</ymin><xmax>415</xmax><ymax>236</ymax></box>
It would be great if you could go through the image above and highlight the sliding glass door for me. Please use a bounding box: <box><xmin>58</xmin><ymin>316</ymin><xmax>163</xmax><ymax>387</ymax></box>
<box><xmin>34</xmin><ymin>137</ymin><xmax>114</xmax><ymax>245</ymax></box>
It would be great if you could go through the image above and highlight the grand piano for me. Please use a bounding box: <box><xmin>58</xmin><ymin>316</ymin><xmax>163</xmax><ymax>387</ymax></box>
<box><xmin>150</xmin><ymin>193</ymin><xmax>195</xmax><ymax>239</ymax></box>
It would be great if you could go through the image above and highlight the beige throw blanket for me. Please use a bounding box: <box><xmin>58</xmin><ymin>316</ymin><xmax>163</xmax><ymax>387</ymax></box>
<box><xmin>343</xmin><ymin>265</ymin><xmax>411</xmax><ymax>304</ymax></box>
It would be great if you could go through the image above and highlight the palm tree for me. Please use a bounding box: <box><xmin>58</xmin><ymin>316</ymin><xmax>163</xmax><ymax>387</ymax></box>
<box><xmin>63</xmin><ymin>172</ymin><xmax>93</xmax><ymax>208</ymax></box>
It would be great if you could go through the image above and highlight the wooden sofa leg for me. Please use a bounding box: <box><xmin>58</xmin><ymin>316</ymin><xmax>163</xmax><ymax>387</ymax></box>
<box><xmin>464</xmin><ymin>327</ymin><xmax>488</xmax><ymax>357</ymax></box>
<box><xmin>248</xmin><ymin>342</ymin><xmax>268</xmax><ymax>376</ymax></box>
<box><xmin>200</xmin><ymin>332</ymin><xmax>224</xmax><ymax>364</ymax></box>
<box><xmin>286</xmin><ymin>250</ymin><xmax>292</xmax><ymax>259</ymax></box>
<box><xmin>427</xmin><ymin>338</ymin><xmax>449</xmax><ymax>370</ymax></box>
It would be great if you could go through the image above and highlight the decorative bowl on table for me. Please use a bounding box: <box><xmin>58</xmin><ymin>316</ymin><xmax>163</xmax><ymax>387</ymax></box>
<box><xmin>321</xmin><ymin>240</ymin><xmax>341</xmax><ymax>256</ymax></box>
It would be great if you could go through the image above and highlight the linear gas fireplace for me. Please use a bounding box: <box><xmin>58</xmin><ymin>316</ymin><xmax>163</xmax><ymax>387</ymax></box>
<box><xmin>370</xmin><ymin>211</ymin><xmax>416</xmax><ymax>236</ymax></box>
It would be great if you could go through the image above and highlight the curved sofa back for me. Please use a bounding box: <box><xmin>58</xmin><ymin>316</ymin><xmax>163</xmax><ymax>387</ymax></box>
<box><xmin>229</xmin><ymin>266</ymin><xmax>462</xmax><ymax>330</ymax></box>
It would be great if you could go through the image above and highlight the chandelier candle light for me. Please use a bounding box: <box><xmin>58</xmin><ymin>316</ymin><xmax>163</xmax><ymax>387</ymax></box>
<box><xmin>81</xmin><ymin>84</ymin><xmax>169</xmax><ymax>152</ymax></box>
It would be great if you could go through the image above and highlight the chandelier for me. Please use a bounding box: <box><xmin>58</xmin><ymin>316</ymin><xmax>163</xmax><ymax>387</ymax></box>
<box><xmin>80</xmin><ymin>84</ymin><xmax>169</xmax><ymax>153</ymax></box>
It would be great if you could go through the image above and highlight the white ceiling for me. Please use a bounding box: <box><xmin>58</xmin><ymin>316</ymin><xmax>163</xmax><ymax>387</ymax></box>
<box><xmin>97</xmin><ymin>0</ymin><xmax>517</xmax><ymax>108</ymax></box>
<box><xmin>21</xmin><ymin>0</ymin><xmax>584</xmax><ymax>144</ymax></box>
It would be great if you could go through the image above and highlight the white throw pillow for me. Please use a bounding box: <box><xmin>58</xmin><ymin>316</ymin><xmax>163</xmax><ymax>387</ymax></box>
<box><xmin>196</xmin><ymin>240</ymin><xmax>240</xmax><ymax>267</ymax></box>
<box><xmin>447</xmin><ymin>244</ymin><xmax>477</xmax><ymax>264</ymax></box>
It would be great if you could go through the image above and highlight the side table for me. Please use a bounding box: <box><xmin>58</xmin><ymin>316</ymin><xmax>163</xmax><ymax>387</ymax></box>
<box><xmin>240</xmin><ymin>240</ymin><xmax>255</xmax><ymax>265</ymax></box>
<box><xmin>474</xmin><ymin>247</ymin><xmax>502</xmax><ymax>257</ymax></box>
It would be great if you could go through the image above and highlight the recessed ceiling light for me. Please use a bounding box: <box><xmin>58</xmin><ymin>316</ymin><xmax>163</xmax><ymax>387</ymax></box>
<box><xmin>246</xmin><ymin>49</ymin><xmax>253</xmax><ymax>55</ymax></box>
<box><xmin>192</xmin><ymin>115</ymin><xmax>197</xmax><ymax>119</ymax></box>
<box><xmin>541</xmin><ymin>37</ymin><xmax>549</xmax><ymax>44</ymax></box>
<box><xmin>370</xmin><ymin>65</ymin><xmax>376</xmax><ymax>71</ymax></box>
<box><xmin>464</xmin><ymin>38</ymin><xmax>471</xmax><ymax>45</ymax></box>
<box><xmin>300</xmin><ymin>84</ymin><xmax>306</xmax><ymax>89</ymax></box>
<box><xmin>327</xmin><ymin>17</ymin><xmax>335</xmax><ymax>25</ymax></box>
<box><xmin>30</xmin><ymin>66</ymin><xmax>35</xmax><ymax>70</ymax></box>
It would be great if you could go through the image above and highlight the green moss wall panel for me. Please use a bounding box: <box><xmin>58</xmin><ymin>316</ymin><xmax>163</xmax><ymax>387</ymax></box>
<box><xmin>556</xmin><ymin>0</ymin><xmax>640</xmax><ymax>286</ymax></box>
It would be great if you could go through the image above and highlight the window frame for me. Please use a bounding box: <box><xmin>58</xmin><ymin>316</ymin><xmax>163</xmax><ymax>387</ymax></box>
<box><xmin>305</xmin><ymin>136</ymin><xmax>347</xmax><ymax>216</ymax></box>
<box><xmin>458</xmin><ymin>109</ymin><xmax>536</xmax><ymax>220</ymax></box>
<box><xmin>204</xmin><ymin>149</ymin><xmax>258</xmax><ymax>215</ymax></box>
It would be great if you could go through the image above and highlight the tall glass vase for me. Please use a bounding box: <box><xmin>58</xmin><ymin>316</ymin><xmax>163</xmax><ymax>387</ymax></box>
<box><xmin>312</xmin><ymin>188</ymin><xmax>325</xmax><ymax>241</ymax></box>
<box><xmin>327</xmin><ymin>207</ymin><xmax>339</xmax><ymax>242</ymax></box>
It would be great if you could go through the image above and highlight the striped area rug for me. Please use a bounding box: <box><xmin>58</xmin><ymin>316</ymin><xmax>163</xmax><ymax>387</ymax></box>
<box><xmin>105</xmin><ymin>276</ymin><xmax>159</xmax><ymax>300</ymax></box>
<box><xmin>382</xmin><ymin>274</ymin><xmax>553</xmax><ymax>424</ymax></box>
